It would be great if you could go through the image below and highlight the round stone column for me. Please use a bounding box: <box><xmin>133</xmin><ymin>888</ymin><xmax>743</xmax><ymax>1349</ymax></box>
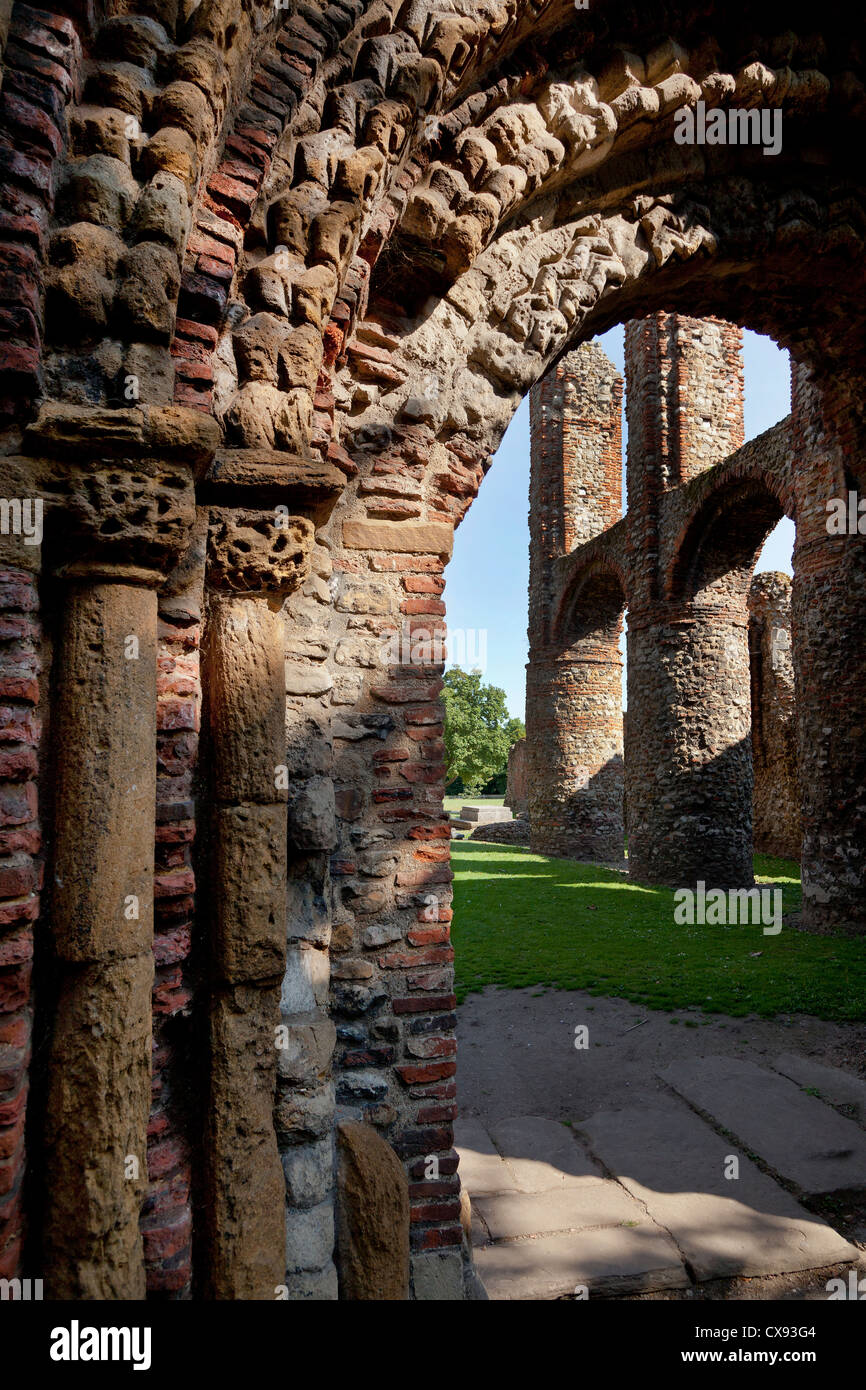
<box><xmin>202</xmin><ymin>508</ymin><xmax>314</xmax><ymax>1298</ymax></box>
<box><xmin>626</xmin><ymin>602</ymin><xmax>754</xmax><ymax>889</ymax></box>
<box><xmin>793</xmin><ymin>540</ymin><xmax>866</xmax><ymax>933</ymax></box>
<box><xmin>42</xmin><ymin>450</ymin><xmax>199</xmax><ymax>1299</ymax></box>
<box><xmin>527</xmin><ymin>639</ymin><xmax>624</xmax><ymax>862</ymax></box>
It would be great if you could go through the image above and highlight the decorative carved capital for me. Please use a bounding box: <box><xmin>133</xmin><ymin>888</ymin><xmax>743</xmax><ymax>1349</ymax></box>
<box><xmin>206</xmin><ymin>508</ymin><xmax>314</xmax><ymax>598</ymax></box>
<box><xmin>24</xmin><ymin>402</ymin><xmax>219</xmax><ymax>584</ymax></box>
<box><xmin>53</xmin><ymin>463</ymin><xmax>196</xmax><ymax>582</ymax></box>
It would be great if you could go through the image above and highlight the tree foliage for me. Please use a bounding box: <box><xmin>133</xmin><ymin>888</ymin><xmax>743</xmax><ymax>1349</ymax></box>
<box><xmin>441</xmin><ymin>667</ymin><xmax>525</xmax><ymax>795</ymax></box>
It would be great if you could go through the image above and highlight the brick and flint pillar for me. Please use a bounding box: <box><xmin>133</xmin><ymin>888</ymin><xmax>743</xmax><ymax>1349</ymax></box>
<box><xmin>526</xmin><ymin>342</ymin><xmax>625</xmax><ymax>860</ymax></box>
<box><xmin>747</xmin><ymin>572</ymin><xmax>800</xmax><ymax>859</ymax></box>
<box><xmin>202</xmin><ymin>506</ymin><xmax>315</xmax><ymax>1298</ymax></box>
<box><xmin>623</xmin><ymin>315</ymin><xmax>753</xmax><ymax>888</ymax></box>
<box><xmin>790</xmin><ymin>364</ymin><xmax>866</xmax><ymax>933</ymax></box>
<box><xmin>626</xmin><ymin>599</ymin><xmax>754</xmax><ymax>888</ymax></box>
<box><xmin>33</xmin><ymin>404</ymin><xmax>215</xmax><ymax>1298</ymax></box>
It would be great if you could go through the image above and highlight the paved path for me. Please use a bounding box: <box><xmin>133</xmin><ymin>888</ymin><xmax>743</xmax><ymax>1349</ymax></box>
<box><xmin>457</xmin><ymin>1057</ymin><xmax>865</xmax><ymax>1300</ymax></box>
<box><xmin>661</xmin><ymin>1056</ymin><xmax>866</xmax><ymax>1193</ymax></box>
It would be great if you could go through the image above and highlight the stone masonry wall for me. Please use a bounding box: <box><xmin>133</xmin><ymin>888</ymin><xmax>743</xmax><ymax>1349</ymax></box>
<box><xmin>323</xmin><ymin>511</ymin><xmax>462</xmax><ymax>1299</ymax></box>
<box><xmin>0</xmin><ymin>564</ymin><xmax>40</xmax><ymax>1283</ymax></box>
<box><xmin>505</xmin><ymin>737</ymin><xmax>527</xmax><ymax>816</ymax></box>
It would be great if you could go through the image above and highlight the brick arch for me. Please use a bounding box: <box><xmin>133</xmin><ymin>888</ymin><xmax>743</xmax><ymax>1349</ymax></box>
<box><xmin>552</xmin><ymin>555</ymin><xmax>628</xmax><ymax>649</ymax></box>
<box><xmin>7</xmin><ymin>0</ymin><xmax>566</xmax><ymax>425</ymax></box>
<box><xmin>0</xmin><ymin>0</ymin><xmax>313</xmax><ymax>423</ymax></box>
<box><xmin>332</xmin><ymin>176</ymin><xmax>865</xmax><ymax>527</ymax></box>
<box><xmin>166</xmin><ymin>0</ymin><xmax>606</xmax><ymax>441</ymax></box>
<box><xmin>167</xmin><ymin>1</ymin><xmax>866</xmax><ymax>477</ymax></box>
<box><xmin>166</xmin><ymin>0</ymin><xmax>546</xmax><ymax>428</ymax></box>
<box><xmin>7</xmin><ymin>0</ymin><xmax>864</xmax><ymax>442</ymax></box>
<box><xmin>666</xmin><ymin>469</ymin><xmax>792</xmax><ymax>607</ymax></box>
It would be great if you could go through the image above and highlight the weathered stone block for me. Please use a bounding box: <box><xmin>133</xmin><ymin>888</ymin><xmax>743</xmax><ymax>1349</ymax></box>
<box><xmin>287</xmin><ymin>774</ymin><xmax>337</xmax><ymax>851</ymax></box>
<box><xmin>336</xmin><ymin>1121</ymin><xmax>409</xmax><ymax>1300</ymax></box>
<box><xmin>207</xmin><ymin>984</ymin><xmax>285</xmax><ymax>1299</ymax></box>
<box><xmin>411</xmin><ymin>1250</ymin><xmax>464</xmax><ymax>1301</ymax></box>
<box><xmin>276</xmin><ymin>1082</ymin><xmax>335</xmax><ymax>1143</ymax></box>
<box><xmin>281</xmin><ymin>1138</ymin><xmax>333</xmax><ymax>1209</ymax></box>
<box><xmin>44</xmin><ymin>953</ymin><xmax>152</xmax><ymax>1299</ymax></box>
<box><xmin>281</xmin><ymin>1262</ymin><xmax>339</xmax><ymax>1300</ymax></box>
<box><xmin>275</xmin><ymin>1017</ymin><xmax>336</xmax><ymax>1087</ymax></box>
<box><xmin>214</xmin><ymin>803</ymin><xmax>287</xmax><ymax>983</ymax></box>
<box><xmin>208</xmin><ymin>596</ymin><xmax>287</xmax><ymax>804</ymax></box>
<box><xmin>285</xmin><ymin>1199</ymin><xmax>335</xmax><ymax>1274</ymax></box>
<box><xmin>342</xmin><ymin>520</ymin><xmax>453</xmax><ymax>556</ymax></box>
<box><xmin>53</xmin><ymin>582</ymin><xmax>157</xmax><ymax>962</ymax></box>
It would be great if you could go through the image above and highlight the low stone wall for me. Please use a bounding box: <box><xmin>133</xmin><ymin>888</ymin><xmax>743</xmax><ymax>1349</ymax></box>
<box><xmin>467</xmin><ymin>820</ymin><xmax>531</xmax><ymax>847</ymax></box>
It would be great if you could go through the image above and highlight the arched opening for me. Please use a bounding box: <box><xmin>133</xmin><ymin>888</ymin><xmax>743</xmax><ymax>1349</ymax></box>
<box><xmin>648</xmin><ymin>474</ymin><xmax>792</xmax><ymax>888</ymax></box>
<box><xmin>527</xmin><ymin>561</ymin><xmax>627</xmax><ymax>862</ymax></box>
<box><xmin>446</xmin><ymin>310</ymin><xmax>866</xmax><ymax>1305</ymax></box>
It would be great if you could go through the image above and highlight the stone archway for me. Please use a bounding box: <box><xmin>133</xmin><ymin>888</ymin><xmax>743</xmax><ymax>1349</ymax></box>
<box><xmin>634</xmin><ymin>469</ymin><xmax>789</xmax><ymax>890</ymax></box>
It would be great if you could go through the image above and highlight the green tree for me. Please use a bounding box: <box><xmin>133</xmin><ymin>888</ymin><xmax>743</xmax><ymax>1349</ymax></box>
<box><xmin>442</xmin><ymin>667</ymin><xmax>525</xmax><ymax>795</ymax></box>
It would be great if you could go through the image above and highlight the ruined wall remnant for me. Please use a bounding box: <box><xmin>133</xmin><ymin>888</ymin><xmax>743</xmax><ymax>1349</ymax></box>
<box><xmin>748</xmin><ymin>573</ymin><xmax>801</xmax><ymax>861</ymax></box>
<box><xmin>623</xmin><ymin>314</ymin><xmax>756</xmax><ymax>889</ymax></box>
<box><xmin>505</xmin><ymin>739</ymin><xmax>528</xmax><ymax>816</ymax></box>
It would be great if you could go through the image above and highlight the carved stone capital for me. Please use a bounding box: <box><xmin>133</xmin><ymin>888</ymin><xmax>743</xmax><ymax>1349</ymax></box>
<box><xmin>24</xmin><ymin>402</ymin><xmax>219</xmax><ymax>584</ymax></box>
<box><xmin>52</xmin><ymin>461</ymin><xmax>196</xmax><ymax>582</ymax></box>
<box><xmin>206</xmin><ymin>508</ymin><xmax>314</xmax><ymax>598</ymax></box>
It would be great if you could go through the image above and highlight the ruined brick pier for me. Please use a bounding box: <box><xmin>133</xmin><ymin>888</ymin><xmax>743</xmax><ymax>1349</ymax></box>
<box><xmin>525</xmin><ymin>317</ymin><xmax>804</xmax><ymax>887</ymax></box>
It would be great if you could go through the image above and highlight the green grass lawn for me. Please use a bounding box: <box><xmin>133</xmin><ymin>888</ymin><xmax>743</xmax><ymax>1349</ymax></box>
<box><xmin>450</xmin><ymin>840</ymin><xmax>866</xmax><ymax>1020</ymax></box>
<box><xmin>444</xmin><ymin>795</ymin><xmax>505</xmax><ymax>814</ymax></box>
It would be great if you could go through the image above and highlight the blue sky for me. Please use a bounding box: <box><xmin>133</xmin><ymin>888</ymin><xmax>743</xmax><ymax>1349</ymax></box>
<box><xmin>444</xmin><ymin>327</ymin><xmax>794</xmax><ymax>721</ymax></box>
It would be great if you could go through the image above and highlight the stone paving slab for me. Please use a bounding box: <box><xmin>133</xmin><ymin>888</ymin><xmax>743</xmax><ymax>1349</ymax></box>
<box><xmin>661</xmin><ymin>1055</ymin><xmax>866</xmax><ymax>1195</ymax></box>
<box><xmin>473</xmin><ymin>1225</ymin><xmax>690</xmax><ymax>1300</ymax></box>
<box><xmin>772</xmin><ymin>1054</ymin><xmax>866</xmax><ymax>1125</ymax></box>
<box><xmin>473</xmin><ymin>1181</ymin><xmax>646</xmax><ymax>1243</ymax></box>
<box><xmin>486</xmin><ymin>1115</ymin><xmax>604</xmax><ymax>1192</ymax></box>
<box><xmin>458</xmin><ymin>1114</ymin><xmax>687</xmax><ymax>1297</ymax></box>
<box><xmin>454</xmin><ymin>1117</ymin><xmax>519</xmax><ymax>1197</ymax></box>
<box><xmin>579</xmin><ymin>1098</ymin><xmax>860</xmax><ymax>1282</ymax></box>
